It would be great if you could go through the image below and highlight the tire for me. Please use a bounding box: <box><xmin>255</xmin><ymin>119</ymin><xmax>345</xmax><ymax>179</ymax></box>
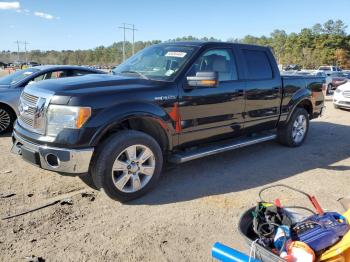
<box><xmin>0</xmin><ymin>106</ymin><xmax>15</xmax><ymax>135</ymax></box>
<box><xmin>90</xmin><ymin>130</ymin><xmax>163</xmax><ymax>202</ymax></box>
<box><xmin>79</xmin><ymin>172</ymin><xmax>98</xmax><ymax>190</ymax></box>
<box><xmin>277</xmin><ymin>108</ymin><xmax>309</xmax><ymax>147</ymax></box>
<box><xmin>334</xmin><ymin>104</ymin><xmax>339</xmax><ymax>109</ymax></box>
<box><xmin>326</xmin><ymin>84</ymin><xmax>333</xmax><ymax>95</ymax></box>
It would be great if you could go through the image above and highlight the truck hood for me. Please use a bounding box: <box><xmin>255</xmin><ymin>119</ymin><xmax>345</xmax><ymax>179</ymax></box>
<box><xmin>25</xmin><ymin>74</ymin><xmax>166</xmax><ymax>96</ymax></box>
<box><xmin>0</xmin><ymin>84</ymin><xmax>11</xmax><ymax>90</ymax></box>
<box><xmin>336</xmin><ymin>81</ymin><xmax>350</xmax><ymax>91</ymax></box>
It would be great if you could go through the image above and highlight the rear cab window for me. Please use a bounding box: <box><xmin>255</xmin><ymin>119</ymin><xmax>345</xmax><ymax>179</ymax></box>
<box><xmin>242</xmin><ymin>49</ymin><xmax>273</xmax><ymax>80</ymax></box>
<box><xmin>70</xmin><ymin>70</ymin><xmax>95</xmax><ymax>76</ymax></box>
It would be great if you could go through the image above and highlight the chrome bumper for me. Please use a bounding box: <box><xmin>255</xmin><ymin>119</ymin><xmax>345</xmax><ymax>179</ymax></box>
<box><xmin>11</xmin><ymin>131</ymin><xmax>94</xmax><ymax>174</ymax></box>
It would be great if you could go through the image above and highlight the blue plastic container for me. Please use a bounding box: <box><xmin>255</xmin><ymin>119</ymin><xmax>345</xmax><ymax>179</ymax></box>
<box><xmin>212</xmin><ymin>242</ymin><xmax>261</xmax><ymax>262</ymax></box>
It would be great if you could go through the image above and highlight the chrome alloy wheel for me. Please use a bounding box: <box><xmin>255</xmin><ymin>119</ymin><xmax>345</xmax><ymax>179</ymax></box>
<box><xmin>111</xmin><ymin>144</ymin><xmax>156</xmax><ymax>193</ymax></box>
<box><xmin>0</xmin><ymin>109</ymin><xmax>11</xmax><ymax>133</ymax></box>
<box><xmin>292</xmin><ymin>115</ymin><xmax>307</xmax><ymax>144</ymax></box>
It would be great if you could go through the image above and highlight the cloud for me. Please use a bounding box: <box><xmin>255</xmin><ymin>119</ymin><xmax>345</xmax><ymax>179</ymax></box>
<box><xmin>0</xmin><ymin>1</ymin><xmax>20</xmax><ymax>10</ymax></box>
<box><xmin>34</xmin><ymin>11</ymin><xmax>55</xmax><ymax>20</ymax></box>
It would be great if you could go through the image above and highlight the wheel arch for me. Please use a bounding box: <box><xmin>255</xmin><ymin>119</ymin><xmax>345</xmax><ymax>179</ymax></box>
<box><xmin>284</xmin><ymin>98</ymin><xmax>313</xmax><ymax>123</ymax></box>
<box><xmin>91</xmin><ymin>113</ymin><xmax>173</xmax><ymax>152</ymax></box>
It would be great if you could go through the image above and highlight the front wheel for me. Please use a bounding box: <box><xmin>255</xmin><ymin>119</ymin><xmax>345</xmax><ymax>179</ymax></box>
<box><xmin>0</xmin><ymin>106</ymin><xmax>15</xmax><ymax>135</ymax></box>
<box><xmin>90</xmin><ymin>130</ymin><xmax>163</xmax><ymax>202</ymax></box>
<box><xmin>277</xmin><ymin>108</ymin><xmax>309</xmax><ymax>147</ymax></box>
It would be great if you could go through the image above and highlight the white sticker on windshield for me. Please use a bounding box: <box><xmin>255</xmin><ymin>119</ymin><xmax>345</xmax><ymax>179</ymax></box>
<box><xmin>23</xmin><ymin>72</ymin><xmax>33</xmax><ymax>75</ymax></box>
<box><xmin>165</xmin><ymin>51</ymin><xmax>187</xmax><ymax>58</ymax></box>
<box><xmin>165</xmin><ymin>70</ymin><xmax>175</xmax><ymax>76</ymax></box>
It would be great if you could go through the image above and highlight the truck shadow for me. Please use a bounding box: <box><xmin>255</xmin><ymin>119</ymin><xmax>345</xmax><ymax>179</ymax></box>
<box><xmin>0</xmin><ymin>132</ymin><xmax>12</xmax><ymax>138</ymax></box>
<box><xmin>129</xmin><ymin>121</ymin><xmax>350</xmax><ymax>205</ymax></box>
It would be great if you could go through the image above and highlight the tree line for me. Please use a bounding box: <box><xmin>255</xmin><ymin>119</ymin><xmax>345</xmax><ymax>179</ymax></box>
<box><xmin>1</xmin><ymin>19</ymin><xmax>349</xmax><ymax>69</ymax></box>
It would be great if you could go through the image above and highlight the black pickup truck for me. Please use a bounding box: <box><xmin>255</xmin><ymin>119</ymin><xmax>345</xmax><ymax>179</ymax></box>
<box><xmin>11</xmin><ymin>42</ymin><xmax>325</xmax><ymax>201</ymax></box>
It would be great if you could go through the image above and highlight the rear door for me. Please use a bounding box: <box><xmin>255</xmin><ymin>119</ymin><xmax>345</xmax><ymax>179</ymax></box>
<box><xmin>235</xmin><ymin>46</ymin><xmax>282</xmax><ymax>132</ymax></box>
<box><xmin>178</xmin><ymin>47</ymin><xmax>246</xmax><ymax>145</ymax></box>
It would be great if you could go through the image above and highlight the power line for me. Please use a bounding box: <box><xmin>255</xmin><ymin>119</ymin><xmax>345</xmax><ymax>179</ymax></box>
<box><xmin>19</xmin><ymin>41</ymin><xmax>30</xmax><ymax>63</ymax></box>
<box><xmin>118</xmin><ymin>23</ymin><xmax>138</xmax><ymax>61</ymax></box>
<box><xmin>13</xmin><ymin>40</ymin><xmax>30</xmax><ymax>63</ymax></box>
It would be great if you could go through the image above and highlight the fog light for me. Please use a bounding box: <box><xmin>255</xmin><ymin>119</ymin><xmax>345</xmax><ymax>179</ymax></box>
<box><xmin>46</xmin><ymin>153</ymin><xmax>60</xmax><ymax>168</ymax></box>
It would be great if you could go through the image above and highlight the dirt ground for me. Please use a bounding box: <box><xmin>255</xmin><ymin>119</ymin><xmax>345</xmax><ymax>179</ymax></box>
<box><xmin>0</xmin><ymin>100</ymin><xmax>349</xmax><ymax>262</ymax></box>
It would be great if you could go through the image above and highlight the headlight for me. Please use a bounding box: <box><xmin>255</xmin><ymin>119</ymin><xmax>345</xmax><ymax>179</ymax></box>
<box><xmin>46</xmin><ymin>105</ymin><xmax>91</xmax><ymax>136</ymax></box>
<box><xmin>335</xmin><ymin>89</ymin><xmax>342</xmax><ymax>94</ymax></box>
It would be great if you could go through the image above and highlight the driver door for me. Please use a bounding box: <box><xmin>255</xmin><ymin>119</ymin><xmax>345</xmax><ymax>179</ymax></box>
<box><xmin>178</xmin><ymin>48</ymin><xmax>246</xmax><ymax>145</ymax></box>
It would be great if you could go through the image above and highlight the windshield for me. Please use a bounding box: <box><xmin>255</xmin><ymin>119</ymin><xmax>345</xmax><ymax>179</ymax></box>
<box><xmin>318</xmin><ymin>66</ymin><xmax>331</xmax><ymax>71</ymax></box>
<box><xmin>0</xmin><ymin>68</ymin><xmax>40</xmax><ymax>85</ymax></box>
<box><xmin>112</xmin><ymin>44</ymin><xmax>197</xmax><ymax>81</ymax></box>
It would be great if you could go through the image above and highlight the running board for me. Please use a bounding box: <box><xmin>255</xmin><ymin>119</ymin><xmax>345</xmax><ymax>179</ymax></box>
<box><xmin>169</xmin><ymin>133</ymin><xmax>277</xmax><ymax>164</ymax></box>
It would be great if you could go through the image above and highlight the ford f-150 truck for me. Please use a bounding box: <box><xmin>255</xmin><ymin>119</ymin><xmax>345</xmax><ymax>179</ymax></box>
<box><xmin>11</xmin><ymin>42</ymin><xmax>325</xmax><ymax>201</ymax></box>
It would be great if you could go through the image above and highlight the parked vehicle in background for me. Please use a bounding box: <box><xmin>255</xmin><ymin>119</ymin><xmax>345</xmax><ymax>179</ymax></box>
<box><xmin>341</xmin><ymin>70</ymin><xmax>350</xmax><ymax>79</ymax></box>
<box><xmin>318</xmin><ymin>65</ymin><xmax>342</xmax><ymax>74</ymax></box>
<box><xmin>283</xmin><ymin>64</ymin><xmax>301</xmax><ymax>71</ymax></box>
<box><xmin>326</xmin><ymin>72</ymin><xmax>348</xmax><ymax>95</ymax></box>
<box><xmin>11</xmin><ymin>42</ymin><xmax>325</xmax><ymax>201</ymax></box>
<box><xmin>0</xmin><ymin>61</ymin><xmax>7</xmax><ymax>69</ymax></box>
<box><xmin>333</xmin><ymin>81</ymin><xmax>350</xmax><ymax>109</ymax></box>
<box><xmin>23</xmin><ymin>61</ymin><xmax>41</xmax><ymax>68</ymax></box>
<box><xmin>0</xmin><ymin>65</ymin><xmax>105</xmax><ymax>134</ymax></box>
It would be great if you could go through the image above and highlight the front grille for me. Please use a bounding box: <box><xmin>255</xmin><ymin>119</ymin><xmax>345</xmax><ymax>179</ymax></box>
<box><xmin>21</xmin><ymin>92</ymin><xmax>39</xmax><ymax>106</ymax></box>
<box><xmin>18</xmin><ymin>91</ymin><xmax>49</xmax><ymax>135</ymax></box>
<box><xmin>343</xmin><ymin>91</ymin><xmax>350</xmax><ymax>98</ymax></box>
<box><xmin>19</xmin><ymin>114</ymin><xmax>34</xmax><ymax>126</ymax></box>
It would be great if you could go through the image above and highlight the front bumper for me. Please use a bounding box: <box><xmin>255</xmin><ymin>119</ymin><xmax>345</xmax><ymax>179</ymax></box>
<box><xmin>333</xmin><ymin>93</ymin><xmax>350</xmax><ymax>108</ymax></box>
<box><xmin>11</xmin><ymin>131</ymin><xmax>94</xmax><ymax>174</ymax></box>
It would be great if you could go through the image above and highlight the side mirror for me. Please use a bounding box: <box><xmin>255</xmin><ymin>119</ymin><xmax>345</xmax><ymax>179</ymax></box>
<box><xmin>186</xmin><ymin>72</ymin><xmax>218</xmax><ymax>88</ymax></box>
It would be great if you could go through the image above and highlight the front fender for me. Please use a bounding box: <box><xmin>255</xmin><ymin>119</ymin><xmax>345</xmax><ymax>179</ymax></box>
<box><xmin>0</xmin><ymin>89</ymin><xmax>21</xmax><ymax>115</ymax></box>
<box><xmin>88</xmin><ymin>102</ymin><xmax>175</xmax><ymax>147</ymax></box>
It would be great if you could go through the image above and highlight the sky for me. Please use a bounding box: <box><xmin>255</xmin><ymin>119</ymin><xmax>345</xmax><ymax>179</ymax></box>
<box><xmin>1</xmin><ymin>0</ymin><xmax>350</xmax><ymax>51</ymax></box>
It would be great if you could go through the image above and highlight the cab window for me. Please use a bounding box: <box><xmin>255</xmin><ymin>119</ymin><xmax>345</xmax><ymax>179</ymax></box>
<box><xmin>70</xmin><ymin>70</ymin><xmax>94</xmax><ymax>76</ymax></box>
<box><xmin>46</xmin><ymin>70</ymin><xmax>68</xmax><ymax>79</ymax></box>
<box><xmin>242</xmin><ymin>49</ymin><xmax>273</xmax><ymax>80</ymax></box>
<box><xmin>187</xmin><ymin>49</ymin><xmax>238</xmax><ymax>81</ymax></box>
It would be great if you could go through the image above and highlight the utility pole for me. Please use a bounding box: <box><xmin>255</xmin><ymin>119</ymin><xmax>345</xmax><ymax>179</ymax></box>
<box><xmin>130</xmin><ymin>24</ymin><xmax>137</xmax><ymax>55</ymax></box>
<box><xmin>119</xmin><ymin>23</ymin><xmax>127</xmax><ymax>62</ymax></box>
<box><xmin>118</xmin><ymin>23</ymin><xmax>137</xmax><ymax>61</ymax></box>
<box><xmin>14</xmin><ymin>40</ymin><xmax>20</xmax><ymax>62</ymax></box>
<box><xmin>24</xmin><ymin>41</ymin><xmax>29</xmax><ymax>63</ymax></box>
<box><xmin>20</xmin><ymin>41</ymin><xmax>30</xmax><ymax>63</ymax></box>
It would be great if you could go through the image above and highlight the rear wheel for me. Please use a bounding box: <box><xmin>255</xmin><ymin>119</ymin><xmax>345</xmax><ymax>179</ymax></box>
<box><xmin>277</xmin><ymin>108</ymin><xmax>309</xmax><ymax>147</ymax></box>
<box><xmin>0</xmin><ymin>106</ymin><xmax>15</xmax><ymax>135</ymax></box>
<box><xmin>90</xmin><ymin>130</ymin><xmax>163</xmax><ymax>202</ymax></box>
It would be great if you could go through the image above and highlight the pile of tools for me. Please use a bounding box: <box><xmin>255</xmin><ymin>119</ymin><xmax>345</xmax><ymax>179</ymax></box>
<box><xmin>212</xmin><ymin>185</ymin><xmax>350</xmax><ymax>262</ymax></box>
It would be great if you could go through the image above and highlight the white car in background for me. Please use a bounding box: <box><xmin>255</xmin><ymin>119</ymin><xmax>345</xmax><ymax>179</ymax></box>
<box><xmin>333</xmin><ymin>81</ymin><xmax>350</xmax><ymax>109</ymax></box>
<box><xmin>318</xmin><ymin>65</ymin><xmax>342</xmax><ymax>75</ymax></box>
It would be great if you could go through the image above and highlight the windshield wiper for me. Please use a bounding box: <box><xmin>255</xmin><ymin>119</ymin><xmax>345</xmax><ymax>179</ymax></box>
<box><xmin>119</xmin><ymin>70</ymin><xmax>149</xmax><ymax>80</ymax></box>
